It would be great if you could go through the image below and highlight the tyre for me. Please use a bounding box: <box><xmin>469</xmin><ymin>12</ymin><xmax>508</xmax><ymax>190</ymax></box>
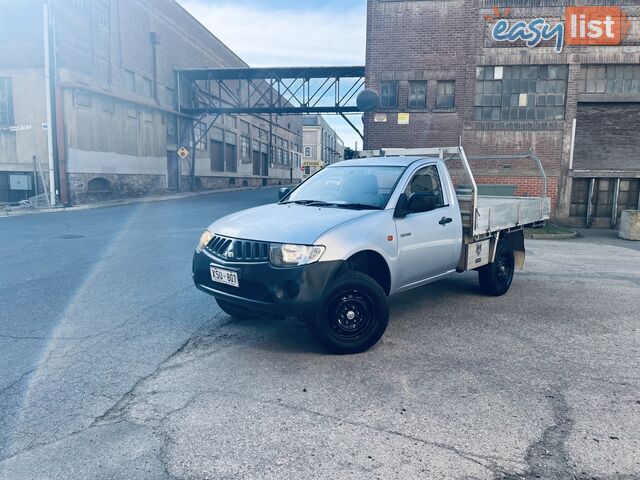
<box><xmin>307</xmin><ymin>272</ymin><xmax>389</xmax><ymax>355</ymax></box>
<box><xmin>478</xmin><ymin>242</ymin><xmax>515</xmax><ymax>296</ymax></box>
<box><xmin>216</xmin><ymin>298</ymin><xmax>256</xmax><ymax>320</ymax></box>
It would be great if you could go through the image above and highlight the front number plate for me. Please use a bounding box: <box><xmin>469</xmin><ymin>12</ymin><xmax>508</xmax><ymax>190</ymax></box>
<box><xmin>210</xmin><ymin>266</ymin><xmax>239</xmax><ymax>288</ymax></box>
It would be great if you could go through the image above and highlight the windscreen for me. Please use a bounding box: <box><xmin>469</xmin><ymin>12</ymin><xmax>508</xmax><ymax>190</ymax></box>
<box><xmin>284</xmin><ymin>166</ymin><xmax>406</xmax><ymax>209</ymax></box>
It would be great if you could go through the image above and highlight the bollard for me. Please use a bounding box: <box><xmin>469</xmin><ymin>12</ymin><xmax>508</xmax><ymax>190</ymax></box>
<box><xmin>619</xmin><ymin>210</ymin><xmax>640</xmax><ymax>241</ymax></box>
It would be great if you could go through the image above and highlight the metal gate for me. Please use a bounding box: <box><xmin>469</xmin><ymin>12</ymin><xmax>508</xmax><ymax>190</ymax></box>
<box><xmin>0</xmin><ymin>171</ymin><xmax>36</xmax><ymax>204</ymax></box>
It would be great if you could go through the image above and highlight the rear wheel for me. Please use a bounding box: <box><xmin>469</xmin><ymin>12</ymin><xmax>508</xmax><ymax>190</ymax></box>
<box><xmin>307</xmin><ymin>272</ymin><xmax>389</xmax><ymax>355</ymax></box>
<box><xmin>216</xmin><ymin>299</ymin><xmax>256</xmax><ymax>320</ymax></box>
<box><xmin>478</xmin><ymin>242</ymin><xmax>515</xmax><ymax>296</ymax></box>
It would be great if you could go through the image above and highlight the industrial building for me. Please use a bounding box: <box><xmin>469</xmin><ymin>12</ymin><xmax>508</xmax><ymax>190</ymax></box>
<box><xmin>364</xmin><ymin>0</ymin><xmax>640</xmax><ymax>228</ymax></box>
<box><xmin>302</xmin><ymin>115</ymin><xmax>345</xmax><ymax>178</ymax></box>
<box><xmin>0</xmin><ymin>0</ymin><xmax>303</xmax><ymax>206</ymax></box>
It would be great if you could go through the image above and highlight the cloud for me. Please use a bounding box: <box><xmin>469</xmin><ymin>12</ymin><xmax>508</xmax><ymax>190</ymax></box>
<box><xmin>179</xmin><ymin>1</ymin><xmax>366</xmax><ymax>67</ymax></box>
<box><xmin>178</xmin><ymin>0</ymin><xmax>366</xmax><ymax>149</ymax></box>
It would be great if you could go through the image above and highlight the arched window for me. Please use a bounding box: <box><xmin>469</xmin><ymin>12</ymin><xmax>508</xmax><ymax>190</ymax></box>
<box><xmin>304</xmin><ymin>146</ymin><xmax>312</xmax><ymax>157</ymax></box>
<box><xmin>87</xmin><ymin>177</ymin><xmax>112</xmax><ymax>193</ymax></box>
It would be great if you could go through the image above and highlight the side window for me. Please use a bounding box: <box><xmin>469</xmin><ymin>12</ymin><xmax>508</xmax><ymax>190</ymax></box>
<box><xmin>404</xmin><ymin>165</ymin><xmax>446</xmax><ymax>208</ymax></box>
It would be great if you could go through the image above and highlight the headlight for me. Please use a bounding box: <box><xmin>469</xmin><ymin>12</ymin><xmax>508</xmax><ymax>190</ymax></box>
<box><xmin>196</xmin><ymin>230</ymin><xmax>214</xmax><ymax>253</ymax></box>
<box><xmin>270</xmin><ymin>244</ymin><xmax>325</xmax><ymax>268</ymax></box>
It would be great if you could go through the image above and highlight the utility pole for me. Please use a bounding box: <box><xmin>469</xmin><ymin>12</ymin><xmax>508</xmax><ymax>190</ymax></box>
<box><xmin>43</xmin><ymin>3</ymin><xmax>57</xmax><ymax>206</ymax></box>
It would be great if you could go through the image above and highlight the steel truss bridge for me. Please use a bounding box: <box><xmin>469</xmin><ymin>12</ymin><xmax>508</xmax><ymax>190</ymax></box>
<box><xmin>174</xmin><ymin>66</ymin><xmax>367</xmax><ymax>190</ymax></box>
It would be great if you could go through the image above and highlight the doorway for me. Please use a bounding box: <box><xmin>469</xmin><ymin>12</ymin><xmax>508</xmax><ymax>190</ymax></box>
<box><xmin>167</xmin><ymin>151</ymin><xmax>180</xmax><ymax>190</ymax></box>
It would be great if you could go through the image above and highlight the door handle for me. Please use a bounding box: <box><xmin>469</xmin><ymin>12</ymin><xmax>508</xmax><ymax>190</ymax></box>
<box><xmin>439</xmin><ymin>217</ymin><xmax>453</xmax><ymax>226</ymax></box>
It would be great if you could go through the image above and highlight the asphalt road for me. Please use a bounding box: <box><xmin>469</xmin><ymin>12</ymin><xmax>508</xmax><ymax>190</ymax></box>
<box><xmin>1</xmin><ymin>189</ymin><xmax>639</xmax><ymax>480</ymax></box>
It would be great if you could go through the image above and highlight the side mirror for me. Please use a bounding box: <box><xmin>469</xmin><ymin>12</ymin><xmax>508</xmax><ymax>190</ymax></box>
<box><xmin>408</xmin><ymin>192</ymin><xmax>437</xmax><ymax>214</ymax></box>
<box><xmin>278</xmin><ymin>187</ymin><xmax>292</xmax><ymax>201</ymax></box>
<box><xmin>394</xmin><ymin>193</ymin><xmax>410</xmax><ymax>218</ymax></box>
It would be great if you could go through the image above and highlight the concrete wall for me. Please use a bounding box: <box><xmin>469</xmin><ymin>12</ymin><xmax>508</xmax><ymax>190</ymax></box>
<box><xmin>0</xmin><ymin>0</ymin><xmax>303</xmax><ymax>204</ymax></box>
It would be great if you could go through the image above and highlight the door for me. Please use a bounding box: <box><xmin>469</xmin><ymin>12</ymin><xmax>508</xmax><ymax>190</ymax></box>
<box><xmin>167</xmin><ymin>151</ymin><xmax>179</xmax><ymax>190</ymax></box>
<box><xmin>253</xmin><ymin>150</ymin><xmax>261</xmax><ymax>175</ymax></box>
<box><xmin>394</xmin><ymin>164</ymin><xmax>460</xmax><ymax>288</ymax></box>
<box><xmin>211</xmin><ymin>140</ymin><xmax>225</xmax><ymax>172</ymax></box>
<box><xmin>225</xmin><ymin>144</ymin><xmax>237</xmax><ymax>172</ymax></box>
<box><xmin>261</xmin><ymin>152</ymin><xmax>269</xmax><ymax>177</ymax></box>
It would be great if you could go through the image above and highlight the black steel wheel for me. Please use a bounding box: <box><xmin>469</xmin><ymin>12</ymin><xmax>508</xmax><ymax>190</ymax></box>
<box><xmin>308</xmin><ymin>272</ymin><xmax>389</xmax><ymax>354</ymax></box>
<box><xmin>478</xmin><ymin>242</ymin><xmax>515</xmax><ymax>296</ymax></box>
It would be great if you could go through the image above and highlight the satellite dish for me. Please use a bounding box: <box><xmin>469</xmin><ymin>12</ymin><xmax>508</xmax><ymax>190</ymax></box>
<box><xmin>356</xmin><ymin>89</ymin><xmax>380</xmax><ymax>113</ymax></box>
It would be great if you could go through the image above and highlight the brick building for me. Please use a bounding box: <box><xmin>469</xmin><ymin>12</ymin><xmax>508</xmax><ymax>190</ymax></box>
<box><xmin>0</xmin><ymin>0</ymin><xmax>303</xmax><ymax>206</ymax></box>
<box><xmin>364</xmin><ymin>0</ymin><xmax>640</xmax><ymax>228</ymax></box>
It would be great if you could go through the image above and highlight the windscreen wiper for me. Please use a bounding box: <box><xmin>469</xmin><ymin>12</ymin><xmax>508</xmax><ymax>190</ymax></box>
<box><xmin>332</xmin><ymin>203</ymin><xmax>382</xmax><ymax>210</ymax></box>
<box><xmin>281</xmin><ymin>200</ymin><xmax>336</xmax><ymax>207</ymax></box>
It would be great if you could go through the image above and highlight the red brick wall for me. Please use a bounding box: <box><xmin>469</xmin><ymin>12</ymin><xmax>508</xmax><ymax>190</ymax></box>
<box><xmin>474</xmin><ymin>175</ymin><xmax>559</xmax><ymax>212</ymax></box>
<box><xmin>364</xmin><ymin>0</ymin><xmax>640</xmax><ymax>219</ymax></box>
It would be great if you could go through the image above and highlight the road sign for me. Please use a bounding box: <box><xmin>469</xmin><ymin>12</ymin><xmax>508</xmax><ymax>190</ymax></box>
<box><xmin>301</xmin><ymin>160</ymin><xmax>324</xmax><ymax>168</ymax></box>
<box><xmin>177</xmin><ymin>147</ymin><xmax>189</xmax><ymax>159</ymax></box>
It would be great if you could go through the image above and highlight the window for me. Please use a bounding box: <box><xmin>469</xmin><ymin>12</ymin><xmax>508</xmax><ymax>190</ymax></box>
<box><xmin>142</xmin><ymin>109</ymin><xmax>153</xmax><ymax>123</ymax></box>
<box><xmin>124</xmin><ymin>70</ymin><xmax>135</xmax><ymax>92</ymax></box>
<box><xmin>101</xmin><ymin>97</ymin><xmax>114</xmax><ymax>113</ymax></box>
<box><xmin>585</xmin><ymin>65</ymin><xmax>640</xmax><ymax>95</ymax></box>
<box><xmin>284</xmin><ymin>150</ymin><xmax>290</xmax><ymax>166</ymax></box>
<box><xmin>125</xmin><ymin>103</ymin><xmax>137</xmax><ymax>119</ymax></box>
<box><xmin>97</xmin><ymin>1</ymin><xmax>109</xmax><ymax>28</ymax></box>
<box><xmin>380</xmin><ymin>81</ymin><xmax>398</xmax><ymax>108</ymax></box>
<box><xmin>165</xmin><ymin>87</ymin><xmax>175</xmax><ymax>106</ymax></box>
<box><xmin>436</xmin><ymin>81</ymin><xmax>455</xmax><ymax>109</ymax></box>
<box><xmin>75</xmin><ymin>90</ymin><xmax>92</xmax><ymax>108</ymax></box>
<box><xmin>304</xmin><ymin>146</ymin><xmax>312</xmax><ymax>157</ymax></box>
<box><xmin>240</xmin><ymin>136</ymin><xmax>250</xmax><ymax>158</ymax></box>
<box><xmin>142</xmin><ymin>77</ymin><xmax>153</xmax><ymax>97</ymax></box>
<box><xmin>73</xmin><ymin>0</ymin><xmax>86</xmax><ymax>11</ymax></box>
<box><xmin>196</xmin><ymin>122</ymin><xmax>207</xmax><ymax>150</ymax></box>
<box><xmin>408</xmin><ymin>81</ymin><xmax>427</xmax><ymax>108</ymax></box>
<box><xmin>404</xmin><ymin>165</ymin><xmax>445</xmax><ymax>209</ymax></box>
<box><xmin>277</xmin><ymin>148</ymin><xmax>283</xmax><ymax>164</ymax></box>
<box><xmin>475</xmin><ymin>65</ymin><xmax>568</xmax><ymax>121</ymax></box>
<box><xmin>225</xmin><ymin>115</ymin><xmax>237</xmax><ymax>129</ymax></box>
<box><xmin>0</xmin><ymin>78</ymin><xmax>14</xmax><ymax>127</ymax></box>
<box><xmin>240</xmin><ymin>120</ymin><xmax>250</xmax><ymax>135</ymax></box>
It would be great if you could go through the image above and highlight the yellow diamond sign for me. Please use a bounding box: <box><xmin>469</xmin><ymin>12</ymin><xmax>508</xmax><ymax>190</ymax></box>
<box><xmin>177</xmin><ymin>147</ymin><xmax>189</xmax><ymax>159</ymax></box>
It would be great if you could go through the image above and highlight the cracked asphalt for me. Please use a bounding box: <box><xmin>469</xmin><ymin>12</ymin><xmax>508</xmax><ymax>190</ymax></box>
<box><xmin>1</xmin><ymin>189</ymin><xmax>639</xmax><ymax>480</ymax></box>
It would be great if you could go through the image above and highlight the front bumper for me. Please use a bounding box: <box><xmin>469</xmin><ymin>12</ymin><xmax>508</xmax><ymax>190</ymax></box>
<box><xmin>192</xmin><ymin>250</ymin><xmax>342</xmax><ymax>316</ymax></box>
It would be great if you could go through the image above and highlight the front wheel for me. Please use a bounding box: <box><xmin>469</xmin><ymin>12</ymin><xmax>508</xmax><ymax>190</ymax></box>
<box><xmin>478</xmin><ymin>242</ymin><xmax>515</xmax><ymax>296</ymax></box>
<box><xmin>307</xmin><ymin>272</ymin><xmax>389</xmax><ymax>355</ymax></box>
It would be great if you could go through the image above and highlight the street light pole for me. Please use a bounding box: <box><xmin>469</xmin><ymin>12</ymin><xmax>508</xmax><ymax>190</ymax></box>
<box><xmin>43</xmin><ymin>3</ymin><xmax>56</xmax><ymax>207</ymax></box>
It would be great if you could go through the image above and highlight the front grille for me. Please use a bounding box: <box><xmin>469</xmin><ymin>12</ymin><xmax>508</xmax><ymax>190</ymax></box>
<box><xmin>205</xmin><ymin>235</ymin><xmax>270</xmax><ymax>262</ymax></box>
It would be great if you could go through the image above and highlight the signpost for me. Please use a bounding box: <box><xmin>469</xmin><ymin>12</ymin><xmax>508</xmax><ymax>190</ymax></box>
<box><xmin>177</xmin><ymin>146</ymin><xmax>189</xmax><ymax>159</ymax></box>
<box><xmin>301</xmin><ymin>160</ymin><xmax>324</xmax><ymax>168</ymax></box>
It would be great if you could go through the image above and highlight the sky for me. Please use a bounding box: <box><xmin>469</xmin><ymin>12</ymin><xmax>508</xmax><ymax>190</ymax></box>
<box><xmin>178</xmin><ymin>0</ymin><xmax>367</xmax><ymax>150</ymax></box>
